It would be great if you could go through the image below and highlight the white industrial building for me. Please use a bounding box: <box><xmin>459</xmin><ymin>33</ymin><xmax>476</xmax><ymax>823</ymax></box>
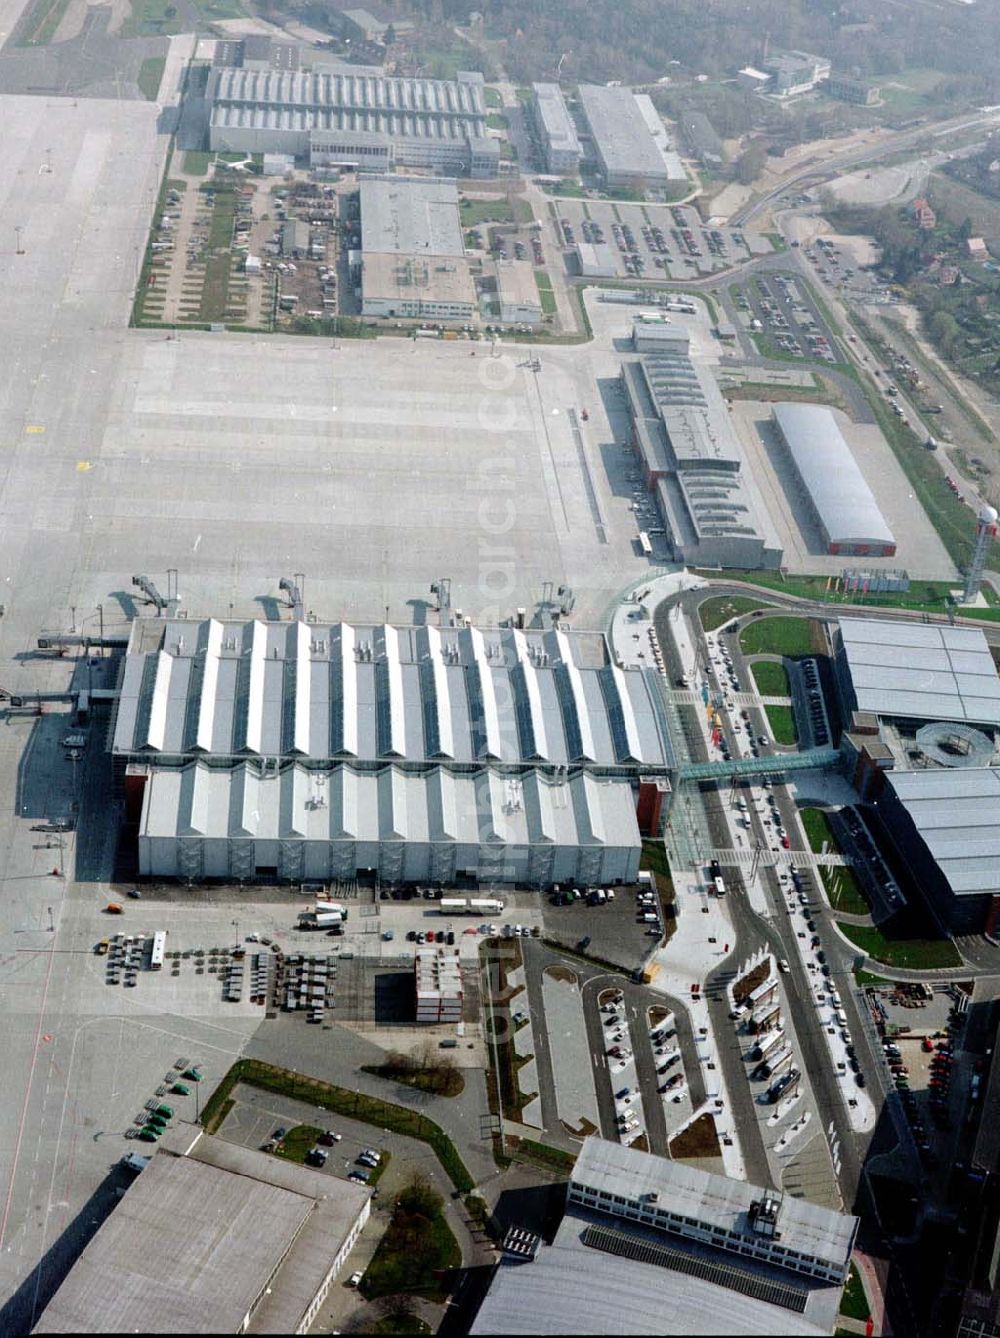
<box><xmin>577</xmin><ymin>85</ymin><xmax>687</xmax><ymax>190</ymax></box>
<box><xmin>621</xmin><ymin>318</ymin><xmax>783</xmax><ymax>570</ymax></box>
<box><xmin>532</xmin><ymin>83</ymin><xmax>582</xmax><ymax>174</ymax></box>
<box><xmin>741</xmin><ymin>50</ymin><xmax>831</xmax><ymax>97</ymax></box>
<box><xmin>113</xmin><ymin>616</ymin><xmax>673</xmax><ymax>887</ymax></box>
<box><xmin>135</xmin><ymin>763</ymin><xmax>643</xmax><ymax>886</ymax></box>
<box><xmin>772</xmin><ymin>403</ymin><xmax>897</xmax><ymax>557</ymax></box>
<box><xmin>471</xmin><ymin>1138</ymin><xmax>858</xmax><ymax>1336</ymax></box>
<box><xmin>495</xmin><ymin>260</ymin><xmax>542</xmax><ymax>324</ymax></box>
<box><xmin>415</xmin><ymin>944</ymin><xmax>463</xmax><ymax>1022</ymax></box>
<box><xmin>207</xmin><ymin>68</ymin><xmax>499</xmax><ymax>177</ymax></box>
<box><xmin>32</xmin><ymin>1134</ymin><xmax>371</xmax><ymax>1335</ymax></box>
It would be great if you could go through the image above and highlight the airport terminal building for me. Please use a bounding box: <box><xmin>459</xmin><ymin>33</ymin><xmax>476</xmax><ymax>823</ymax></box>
<box><xmin>111</xmin><ymin>617</ymin><xmax>674</xmax><ymax>888</ymax></box>
<box><xmin>207</xmin><ymin>68</ymin><xmax>499</xmax><ymax>177</ymax></box>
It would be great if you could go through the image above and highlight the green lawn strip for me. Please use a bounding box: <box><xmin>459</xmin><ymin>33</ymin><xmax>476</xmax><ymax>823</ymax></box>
<box><xmin>361</xmin><ymin>1063</ymin><xmax>465</xmax><ymax>1097</ymax></box>
<box><xmin>207</xmin><ymin>189</ymin><xmax>236</xmax><ymax>248</ymax></box>
<box><xmin>273</xmin><ymin>1123</ymin><xmax>323</xmax><ymax>1162</ymax></box>
<box><xmin>372</xmin><ymin>1315</ymin><xmax>431</xmax><ymax>1336</ymax></box>
<box><xmin>765</xmin><ymin>704</ymin><xmax>797</xmax><ymax>745</ymax></box>
<box><xmin>739</xmin><ymin>616</ymin><xmax>815</xmax><ymax>658</ymax></box>
<box><xmin>361</xmin><ymin>1191</ymin><xmax>461</xmax><ymax>1303</ymax></box>
<box><xmin>840</xmin><ymin>1263</ymin><xmax>872</xmax><ymax>1322</ymax></box>
<box><xmin>749</xmin><ymin>660</ymin><xmax>789</xmax><ymax>695</ymax></box>
<box><xmin>486</xmin><ymin>113</ymin><xmax>508</xmax><ymax>130</ymax></box>
<box><xmin>138</xmin><ymin>56</ymin><xmax>166</xmax><ymax>101</ymax></box>
<box><xmin>799</xmin><ymin>807</ymin><xmax>838</xmax><ymax>855</ymax></box>
<box><xmin>199</xmin><ymin>1059</ymin><xmax>474</xmax><ymax>1192</ymax></box>
<box><xmin>16</xmin><ymin>0</ymin><xmax>73</xmax><ymax>45</ymax></box>
<box><xmin>837</xmin><ymin>921</ymin><xmax>962</xmax><ymax>970</ymax></box>
<box><xmin>534</xmin><ymin>269</ymin><xmax>557</xmax><ymax>314</ymax></box>
<box><xmin>459</xmin><ymin>197</ymin><xmax>513</xmax><ymax>225</ymax></box>
<box><xmin>697</xmin><ymin>594</ymin><xmax>771</xmax><ymax>632</ymax></box>
<box><xmin>484</xmin><ymin>86</ymin><xmax>503</xmax><ymax>109</ymax></box>
<box><xmin>821</xmin><ymin>865</ymin><xmax>869</xmax><ymax>917</ymax></box>
<box><xmin>692</xmin><ymin>569</ymin><xmax>966</xmax><ymax>613</ymax></box>
<box><xmin>511</xmin><ymin>1137</ymin><xmax>577</xmax><ymax>1174</ymax></box>
<box><xmin>198</xmin><ymin>252</ymin><xmax>231</xmax><ymax>322</ymax></box>
<box><xmin>183</xmin><ymin>151</ymin><xmax>212</xmax><ymax>176</ymax></box>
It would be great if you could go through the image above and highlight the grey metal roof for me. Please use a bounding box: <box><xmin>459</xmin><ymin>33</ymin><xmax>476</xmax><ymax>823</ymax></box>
<box><xmin>32</xmin><ymin>1139</ymin><xmax>370</xmax><ymax>1335</ymax></box>
<box><xmin>773</xmin><ymin>403</ymin><xmax>895</xmax><ymax>549</ymax></box>
<box><xmin>578</xmin><ymin>84</ymin><xmax>676</xmax><ymax>181</ymax></box>
<box><xmin>839</xmin><ymin>617</ymin><xmax>1000</xmax><ymax>726</ymax></box>
<box><xmin>887</xmin><ymin>767</ymin><xmax>1000</xmax><ymax>896</ymax></box>
<box><xmin>112</xmin><ymin>620</ymin><xmax>674</xmax><ymax>773</ymax></box>
<box><xmin>570</xmin><ymin>1139</ymin><xmax>857</xmax><ymax>1272</ymax></box>
<box><xmin>360</xmin><ymin>175</ymin><xmax>464</xmax><ymax>256</ymax></box>
<box><xmin>532</xmin><ymin>83</ymin><xmax>581</xmax><ymax>158</ymax></box>
<box><xmin>139</xmin><ymin>763</ymin><xmax>643</xmax><ymax>851</ymax></box>
<box><xmin>208</xmin><ymin>67</ymin><xmax>487</xmax><ymax>144</ymax></box>
<box><xmin>471</xmin><ymin>1209</ymin><xmax>835</xmax><ymax>1336</ymax></box>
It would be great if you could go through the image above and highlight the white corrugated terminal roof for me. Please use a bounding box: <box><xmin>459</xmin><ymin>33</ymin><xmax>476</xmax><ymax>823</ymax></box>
<box><xmin>886</xmin><ymin>767</ymin><xmax>1000</xmax><ymax>897</ymax></box>
<box><xmin>111</xmin><ymin>619</ymin><xmax>674</xmax><ymax>772</ymax></box>
<box><xmin>838</xmin><ymin>617</ymin><xmax>1000</xmax><ymax>725</ymax></box>
<box><xmin>772</xmin><ymin>403</ymin><xmax>895</xmax><ymax>549</ymax></box>
<box><xmin>139</xmin><ymin>763</ymin><xmax>643</xmax><ymax>852</ymax></box>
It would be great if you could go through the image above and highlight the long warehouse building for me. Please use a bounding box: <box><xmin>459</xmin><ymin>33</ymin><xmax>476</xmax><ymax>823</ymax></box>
<box><xmin>578</xmin><ymin>84</ymin><xmax>686</xmax><ymax>189</ymax></box>
<box><xmin>207</xmin><ymin>68</ymin><xmax>499</xmax><ymax>176</ymax></box>
<box><xmin>622</xmin><ymin>318</ymin><xmax>783</xmax><ymax>571</ymax></box>
<box><xmin>532</xmin><ymin>83</ymin><xmax>582</xmax><ymax>174</ymax></box>
<box><xmin>112</xmin><ymin>617</ymin><xmax>674</xmax><ymax>888</ymax></box>
<box><xmin>772</xmin><ymin>403</ymin><xmax>896</xmax><ymax>557</ymax></box>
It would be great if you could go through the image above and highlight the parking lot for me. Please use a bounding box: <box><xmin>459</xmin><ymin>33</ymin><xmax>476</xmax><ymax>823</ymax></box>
<box><xmin>733</xmin><ymin>271</ymin><xmax>842</xmax><ymax>363</ymax></box>
<box><xmin>550</xmin><ymin>199</ymin><xmax>775</xmax><ymax>283</ymax></box>
<box><xmin>541</xmin><ymin>879</ymin><xmax>671</xmax><ymax>965</ymax></box>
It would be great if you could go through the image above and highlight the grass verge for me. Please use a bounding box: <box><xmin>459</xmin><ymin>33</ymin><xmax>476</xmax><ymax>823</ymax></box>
<box><xmin>698</xmin><ymin>593</ymin><xmax>770</xmax><ymax>632</ymax></box>
<box><xmin>534</xmin><ymin>269</ymin><xmax>557</xmax><ymax>315</ymax></box>
<box><xmin>739</xmin><ymin>616</ymin><xmax>816</xmax><ymax>658</ymax></box>
<box><xmin>840</xmin><ymin>1263</ymin><xmax>872</xmax><ymax>1322</ymax></box>
<box><xmin>138</xmin><ymin>55</ymin><xmax>166</xmax><ymax>101</ymax></box>
<box><xmin>15</xmin><ymin>0</ymin><xmax>73</xmax><ymax>45</ymax></box>
<box><xmin>361</xmin><ymin>1061</ymin><xmax>465</xmax><ymax>1098</ymax></box>
<box><xmin>509</xmin><ymin>1137</ymin><xmax>577</xmax><ymax>1175</ymax></box>
<box><xmin>837</xmin><ymin>921</ymin><xmax>962</xmax><ymax>970</ymax></box>
<box><xmin>765</xmin><ymin>703</ymin><xmax>797</xmax><ymax>745</ymax></box>
<box><xmin>459</xmin><ymin>197</ymin><xmax>513</xmax><ymax>225</ymax></box>
<box><xmin>361</xmin><ymin>1181</ymin><xmax>461</xmax><ymax>1302</ymax></box>
<box><xmin>200</xmin><ymin>1059</ymin><xmax>473</xmax><ymax>1192</ymax></box>
<box><xmin>669</xmin><ymin>1112</ymin><xmax>721</xmax><ymax>1160</ymax></box>
<box><xmin>750</xmin><ymin>660</ymin><xmax>790</xmax><ymax>695</ymax></box>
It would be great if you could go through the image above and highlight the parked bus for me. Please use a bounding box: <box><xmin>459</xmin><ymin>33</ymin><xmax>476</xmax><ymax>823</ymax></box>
<box><xmin>149</xmin><ymin>931</ymin><xmax>167</xmax><ymax>971</ymax></box>
<box><xmin>713</xmin><ymin>875</ymin><xmax>726</xmax><ymax>897</ymax></box>
<box><xmin>638</xmin><ymin>532</ymin><xmax>653</xmax><ymax>557</ymax></box>
<box><xmin>438</xmin><ymin>897</ymin><xmax>505</xmax><ymax>916</ymax></box>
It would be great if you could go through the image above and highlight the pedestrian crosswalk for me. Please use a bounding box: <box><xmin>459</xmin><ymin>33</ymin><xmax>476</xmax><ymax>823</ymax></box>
<box><xmin>709</xmin><ymin>848</ymin><xmax>847</xmax><ymax>869</ymax></box>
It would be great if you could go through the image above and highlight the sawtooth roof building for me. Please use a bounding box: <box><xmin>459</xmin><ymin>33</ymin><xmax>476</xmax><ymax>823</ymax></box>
<box><xmin>772</xmin><ymin>403</ymin><xmax>896</xmax><ymax>557</ymax></box>
<box><xmin>207</xmin><ymin>68</ymin><xmax>499</xmax><ymax>176</ymax></box>
<box><xmin>113</xmin><ymin>617</ymin><xmax>674</xmax><ymax>888</ymax></box>
<box><xmin>622</xmin><ymin>319</ymin><xmax>783</xmax><ymax>571</ymax></box>
<box><xmin>470</xmin><ymin>1138</ymin><xmax>857</xmax><ymax>1336</ymax></box>
<box><xmin>32</xmin><ymin>1134</ymin><xmax>371</xmax><ymax>1334</ymax></box>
